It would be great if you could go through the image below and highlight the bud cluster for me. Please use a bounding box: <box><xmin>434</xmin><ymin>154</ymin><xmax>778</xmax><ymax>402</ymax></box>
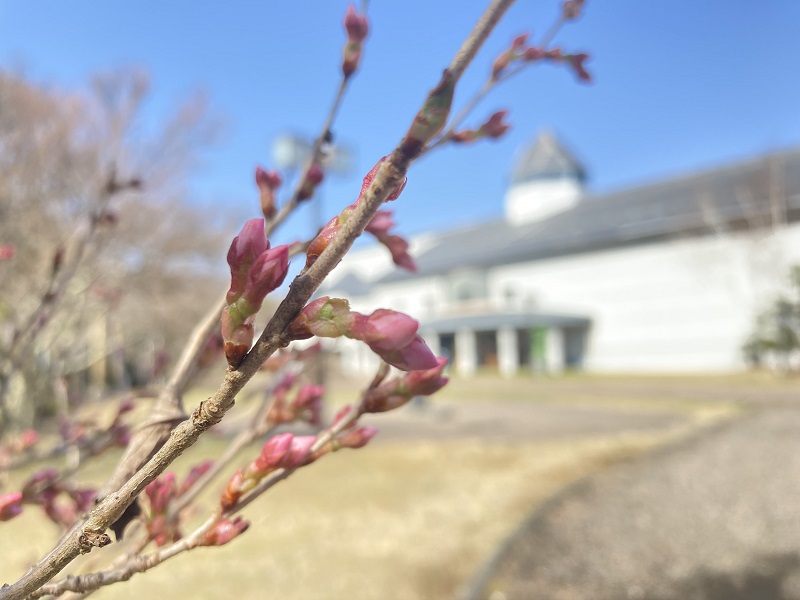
<box><xmin>223</xmin><ymin>218</ymin><xmax>290</xmax><ymax>368</ymax></box>
<box><xmin>289</xmin><ymin>297</ymin><xmax>438</xmax><ymax>371</ymax></box>
<box><xmin>17</xmin><ymin>468</ymin><xmax>97</xmax><ymax>528</ymax></box>
<box><xmin>267</xmin><ymin>375</ymin><xmax>325</xmax><ymax>427</ymax></box>
<box><xmin>305</xmin><ymin>157</ymin><xmax>406</xmax><ymax>270</ymax></box>
<box><xmin>492</xmin><ymin>34</ymin><xmax>592</xmax><ymax>83</ymax></box>
<box><xmin>144</xmin><ymin>461</ymin><xmax>214</xmax><ymax>546</ymax></box>
<box><xmin>362</xmin><ymin>357</ymin><xmax>448</xmax><ymax>413</ymax></box>
<box><xmin>450</xmin><ymin>110</ymin><xmax>512</xmax><ymax>144</ymax></box>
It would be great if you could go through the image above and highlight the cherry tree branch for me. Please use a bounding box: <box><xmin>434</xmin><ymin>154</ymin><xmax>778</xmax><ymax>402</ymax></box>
<box><xmin>0</xmin><ymin>2</ymin><xmax>514</xmax><ymax>597</ymax></box>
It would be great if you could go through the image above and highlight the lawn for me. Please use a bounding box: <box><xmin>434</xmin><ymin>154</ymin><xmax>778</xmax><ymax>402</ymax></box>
<box><xmin>0</xmin><ymin>373</ymin><xmax>749</xmax><ymax>599</ymax></box>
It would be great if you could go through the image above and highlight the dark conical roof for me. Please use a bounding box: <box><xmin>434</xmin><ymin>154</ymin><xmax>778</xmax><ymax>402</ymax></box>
<box><xmin>512</xmin><ymin>131</ymin><xmax>586</xmax><ymax>184</ymax></box>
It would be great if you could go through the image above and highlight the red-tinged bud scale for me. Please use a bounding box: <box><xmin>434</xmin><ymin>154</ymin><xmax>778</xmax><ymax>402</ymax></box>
<box><xmin>200</xmin><ymin>517</ymin><xmax>249</xmax><ymax>547</ymax></box>
<box><xmin>255</xmin><ymin>166</ymin><xmax>282</xmax><ymax>220</ymax></box>
<box><xmin>0</xmin><ymin>492</ymin><xmax>23</xmax><ymax>521</ymax></box>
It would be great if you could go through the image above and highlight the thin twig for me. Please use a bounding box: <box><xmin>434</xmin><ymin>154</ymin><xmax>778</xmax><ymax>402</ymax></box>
<box><xmin>265</xmin><ymin>78</ymin><xmax>350</xmax><ymax>238</ymax></box>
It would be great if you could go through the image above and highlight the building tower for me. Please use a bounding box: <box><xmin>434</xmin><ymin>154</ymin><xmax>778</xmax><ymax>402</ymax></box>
<box><xmin>505</xmin><ymin>130</ymin><xmax>586</xmax><ymax>224</ymax></box>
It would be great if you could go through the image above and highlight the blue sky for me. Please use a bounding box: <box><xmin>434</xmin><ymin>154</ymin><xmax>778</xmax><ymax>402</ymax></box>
<box><xmin>0</xmin><ymin>1</ymin><xmax>797</xmax><ymax>247</ymax></box>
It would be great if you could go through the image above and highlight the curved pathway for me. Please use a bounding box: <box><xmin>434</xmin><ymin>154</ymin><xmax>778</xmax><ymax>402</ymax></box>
<box><xmin>465</xmin><ymin>403</ymin><xmax>800</xmax><ymax>600</ymax></box>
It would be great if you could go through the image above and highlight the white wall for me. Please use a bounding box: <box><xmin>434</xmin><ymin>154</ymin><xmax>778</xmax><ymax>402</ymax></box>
<box><xmin>489</xmin><ymin>223</ymin><xmax>800</xmax><ymax>373</ymax></box>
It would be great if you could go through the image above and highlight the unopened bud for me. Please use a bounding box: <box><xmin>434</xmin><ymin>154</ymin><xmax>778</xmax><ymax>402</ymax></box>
<box><xmin>297</xmin><ymin>164</ymin><xmax>324</xmax><ymax>202</ymax></box>
<box><xmin>402</xmin><ymin>69</ymin><xmax>455</xmax><ymax>157</ymax></box>
<box><xmin>342</xmin><ymin>4</ymin><xmax>369</xmax><ymax>78</ymax></box>
<box><xmin>562</xmin><ymin>0</ymin><xmax>586</xmax><ymax>20</ymax></box>
<box><xmin>378</xmin><ymin>335</ymin><xmax>439</xmax><ymax>371</ymax></box>
<box><xmin>200</xmin><ymin>517</ymin><xmax>249</xmax><ymax>546</ymax></box>
<box><xmin>178</xmin><ymin>460</ymin><xmax>215</xmax><ymax>497</ymax></box>
<box><xmin>256</xmin><ymin>166</ymin><xmax>282</xmax><ymax>220</ymax></box>
<box><xmin>0</xmin><ymin>492</ymin><xmax>23</xmax><ymax>521</ymax></box>
<box><xmin>479</xmin><ymin>110</ymin><xmax>511</xmax><ymax>139</ymax></box>
<box><xmin>337</xmin><ymin>426</ymin><xmax>379</xmax><ymax>449</ymax></box>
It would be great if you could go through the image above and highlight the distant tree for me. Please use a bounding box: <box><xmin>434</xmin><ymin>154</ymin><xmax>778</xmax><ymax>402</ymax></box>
<box><xmin>0</xmin><ymin>69</ymin><xmax>226</xmax><ymax>427</ymax></box>
<box><xmin>743</xmin><ymin>265</ymin><xmax>800</xmax><ymax>373</ymax></box>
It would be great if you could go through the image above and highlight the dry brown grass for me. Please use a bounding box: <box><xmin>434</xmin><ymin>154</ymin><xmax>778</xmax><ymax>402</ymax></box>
<box><xmin>0</xmin><ymin>373</ymin><xmax>746</xmax><ymax>599</ymax></box>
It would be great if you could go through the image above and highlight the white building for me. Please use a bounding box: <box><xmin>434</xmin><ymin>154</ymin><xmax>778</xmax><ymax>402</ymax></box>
<box><xmin>323</xmin><ymin>132</ymin><xmax>800</xmax><ymax>375</ymax></box>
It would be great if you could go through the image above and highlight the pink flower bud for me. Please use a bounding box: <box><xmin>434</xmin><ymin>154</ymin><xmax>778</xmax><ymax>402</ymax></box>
<box><xmin>565</xmin><ymin>53</ymin><xmax>592</xmax><ymax>82</ymax></box>
<box><xmin>479</xmin><ymin>110</ymin><xmax>511</xmax><ymax>139</ymax></box>
<box><xmin>200</xmin><ymin>517</ymin><xmax>249</xmax><ymax>546</ymax></box>
<box><xmin>492</xmin><ymin>33</ymin><xmax>531</xmax><ymax>80</ymax></box>
<box><xmin>0</xmin><ymin>244</ymin><xmax>15</xmax><ymax>261</ymax></box>
<box><xmin>363</xmin><ymin>357</ymin><xmax>448</xmax><ymax>413</ymax></box>
<box><xmin>0</xmin><ymin>492</ymin><xmax>23</xmax><ymax>521</ymax></box>
<box><xmin>145</xmin><ymin>472</ymin><xmax>176</xmax><ymax>514</ymax></box>
<box><xmin>377</xmin><ymin>335</ymin><xmax>439</xmax><ymax>371</ymax></box>
<box><xmin>226</xmin><ymin>218</ymin><xmax>269</xmax><ymax>304</ymax></box>
<box><xmin>255</xmin><ymin>166</ymin><xmax>282</xmax><ymax>220</ymax></box>
<box><xmin>359</xmin><ymin>309</ymin><xmax>419</xmax><ymax>353</ymax></box>
<box><xmin>21</xmin><ymin>468</ymin><xmax>59</xmax><ymax>501</ymax></box>
<box><xmin>252</xmin><ymin>433</ymin><xmax>294</xmax><ymax>475</ymax></box>
<box><xmin>241</xmin><ymin>244</ymin><xmax>290</xmax><ymax>309</ymax></box>
<box><xmin>402</xmin><ymin>70</ymin><xmax>455</xmax><ymax>157</ymax></box>
<box><xmin>178</xmin><ymin>460</ymin><xmax>215</xmax><ymax>497</ymax></box>
<box><xmin>344</xmin><ymin>4</ymin><xmax>369</xmax><ymax>43</ymax></box>
<box><xmin>511</xmin><ymin>33</ymin><xmax>529</xmax><ymax>51</ymax></box>
<box><xmin>342</xmin><ymin>5</ymin><xmax>369</xmax><ymax>78</ymax></box>
<box><xmin>282</xmin><ymin>435</ymin><xmax>317</xmax><ymax>469</ymax></box>
<box><xmin>69</xmin><ymin>488</ymin><xmax>97</xmax><ymax>512</ymax></box>
<box><xmin>402</xmin><ymin>356</ymin><xmax>449</xmax><ymax>395</ymax></box>
<box><xmin>382</xmin><ymin>234</ymin><xmax>417</xmax><ymax>272</ymax></box>
<box><xmin>337</xmin><ymin>426</ymin><xmax>379</xmax><ymax>449</ymax></box>
<box><xmin>291</xmin><ymin>384</ymin><xmax>325</xmax><ymax>426</ymax></box>
<box><xmin>365</xmin><ymin>210</ymin><xmax>396</xmax><ymax>238</ymax></box>
<box><xmin>562</xmin><ymin>0</ymin><xmax>586</xmax><ymax>20</ymax></box>
<box><xmin>147</xmin><ymin>514</ymin><xmax>181</xmax><ymax>547</ymax></box>
<box><xmin>297</xmin><ymin>164</ymin><xmax>324</xmax><ymax>202</ymax></box>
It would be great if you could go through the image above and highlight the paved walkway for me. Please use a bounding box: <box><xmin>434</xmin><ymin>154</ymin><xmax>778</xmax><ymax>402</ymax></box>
<box><xmin>465</xmin><ymin>402</ymin><xmax>800</xmax><ymax>600</ymax></box>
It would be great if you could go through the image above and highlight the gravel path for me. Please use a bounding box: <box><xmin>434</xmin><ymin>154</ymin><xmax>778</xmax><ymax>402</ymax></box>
<box><xmin>466</xmin><ymin>404</ymin><xmax>800</xmax><ymax>600</ymax></box>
